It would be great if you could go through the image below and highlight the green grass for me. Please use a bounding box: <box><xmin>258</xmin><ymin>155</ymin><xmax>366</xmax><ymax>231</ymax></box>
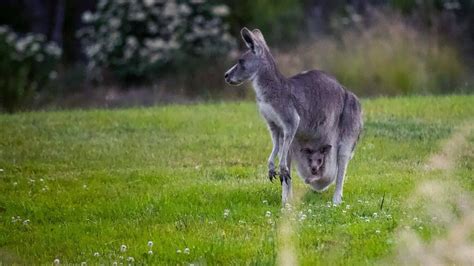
<box><xmin>0</xmin><ymin>95</ymin><xmax>473</xmax><ymax>265</ymax></box>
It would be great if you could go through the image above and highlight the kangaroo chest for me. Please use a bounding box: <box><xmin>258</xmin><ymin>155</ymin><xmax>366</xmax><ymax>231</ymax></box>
<box><xmin>258</xmin><ymin>101</ymin><xmax>284</xmax><ymax>127</ymax></box>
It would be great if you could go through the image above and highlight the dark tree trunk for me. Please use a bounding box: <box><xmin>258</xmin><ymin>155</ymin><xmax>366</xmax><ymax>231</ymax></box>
<box><xmin>24</xmin><ymin>0</ymin><xmax>50</xmax><ymax>36</ymax></box>
<box><xmin>51</xmin><ymin>0</ymin><xmax>65</xmax><ymax>47</ymax></box>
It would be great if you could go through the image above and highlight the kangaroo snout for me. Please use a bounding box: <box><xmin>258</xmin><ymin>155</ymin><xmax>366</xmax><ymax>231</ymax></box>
<box><xmin>311</xmin><ymin>167</ymin><xmax>318</xmax><ymax>175</ymax></box>
<box><xmin>224</xmin><ymin>72</ymin><xmax>231</xmax><ymax>83</ymax></box>
<box><xmin>224</xmin><ymin>65</ymin><xmax>240</xmax><ymax>85</ymax></box>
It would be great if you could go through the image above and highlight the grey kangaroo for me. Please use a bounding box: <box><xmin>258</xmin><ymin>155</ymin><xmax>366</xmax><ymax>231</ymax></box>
<box><xmin>224</xmin><ymin>28</ymin><xmax>363</xmax><ymax>204</ymax></box>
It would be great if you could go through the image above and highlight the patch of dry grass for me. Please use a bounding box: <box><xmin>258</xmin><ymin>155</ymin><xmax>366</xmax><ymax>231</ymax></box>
<box><xmin>275</xmin><ymin>12</ymin><xmax>468</xmax><ymax>96</ymax></box>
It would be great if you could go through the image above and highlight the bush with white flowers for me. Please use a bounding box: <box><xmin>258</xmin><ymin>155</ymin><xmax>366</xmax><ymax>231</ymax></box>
<box><xmin>0</xmin><ymin>25</ymin><xmax>62</xmax><ymax>112</ymax></box>
<box><xmin>78</xmin><ymin>0</ymin><xmax>235</xmax><ymax>80</ymax></box>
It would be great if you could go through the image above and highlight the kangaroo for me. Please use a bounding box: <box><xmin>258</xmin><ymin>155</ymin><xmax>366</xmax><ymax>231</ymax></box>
<box><xmin>224</xmin><ymin>28</ymin><xmax>363</xmax><ymax>204</ymax></box>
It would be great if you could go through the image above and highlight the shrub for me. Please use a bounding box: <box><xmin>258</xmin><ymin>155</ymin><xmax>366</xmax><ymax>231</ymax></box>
<box><xmin>222</xmin><ymin>0</ymin><xmax>304</xmax><ymax>45</ymax></box>
<box><xmin>275</xmin><ymin>13</ymin><xmax>468</xmax><ymax>96</ymax></box>
<box><xmin>0</xmin><ymin>26</ymin><xmax>62</xmax><ymax>112</ymax></box>
<box><xmin>78</xmin><ymin>0</ymin><xmax>236</xmax><ymax>82</ymax></box>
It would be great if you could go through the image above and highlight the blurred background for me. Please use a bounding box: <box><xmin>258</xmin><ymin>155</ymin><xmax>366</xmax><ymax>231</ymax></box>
<box><xmin>0</xmin><ymin>0</ymin><xmax>473</xmax><ymax>113</ymax></box>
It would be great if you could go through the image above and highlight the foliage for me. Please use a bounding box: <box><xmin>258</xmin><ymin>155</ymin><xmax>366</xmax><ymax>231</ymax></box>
<box><xmin>0</xmin><ymin>96</ymin><xmax>473</xmax><ymax>263</ymax></box>
<box><xmin>276</xmin><ymin>13</ymin><xmax>468</xmax><ymax>96</ymax></box>
<box><xmin>78</xmin><ymin>0</ymin><xmax>236</xmax><ymax>81</ymax></box>
<box><xmin>220</xmin><ymin>0</ymin><xmax>304</xmax><ymax>45</ymax></box>
<box><xmin>0</xmin><ymin>25</ymin><xmax>61</xmax><ymax>112</ymax></box>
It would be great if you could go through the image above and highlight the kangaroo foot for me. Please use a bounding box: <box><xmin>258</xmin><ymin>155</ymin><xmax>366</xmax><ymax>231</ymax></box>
<box><xmin>268</xmin><ymin>169</ymin><xmax>277</xmax><ymax>182</ymax></box>
<box><xmin>332</xmin><ymin>192</ymin><xmax>343</xmax><ymax>205</ymax></box>
<box><xmin>279</xmin><ymin>168</ymin><xmax>291</xmax><ymax>185</ymax></box>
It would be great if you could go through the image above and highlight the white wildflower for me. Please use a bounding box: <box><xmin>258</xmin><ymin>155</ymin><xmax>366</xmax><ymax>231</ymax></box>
<box><xmin>120</xmin><ymin>244</ymin><xmax>127</xmax><ymax>252</ymax></box>
<box><xmin>298</xmin><ymin>213</ymin><xmax>307</xmax><ymax>222</ymax></box>
<box><xmin>163</xmin><ymin>1</ymin><xmax>178</xmax><ymax>17</ymax></box>
<box><xmin>144</xmin><ymin>38</ymin><xmax>166</xmax><ymax>50</ymax></box>
<box><xmin>211</xmin><ymin>5</ymin><xmax>229</xmax><ymax>16</ymax></box>
<box><xmin>262</xmin><ymin>200</ymin><xmax>268</xmax><ymax>204</ymax></box>
<box><xmin>176</xmin><ymin>249</ymin><xmax>182</xmax><ymax>253</ymax></box>
<box><xmin>131</xmin><ymin>12</ymin><xmax>146</xmax><ymax>21</ymax></box>
<box><xmin>127</xmin><ymin>257</ymin><xmax>134</xmax><ymax>262</ymax></box>
<box><xmin>126</xmin><ymin>36</ymin><xmax>138</xmax><ymax>48</ymax></box>
<box><xmin>375</xmin><ymin>229</ymin><xmax>381</xmax><ymax>234</ymax></box>
<box><xmin>178</xmin><ymin>3</ymin><xmax>191</xmax><ymax>15</ymax></box>
<box><xmin>30</xmin><ymin>43</ymin><xmax>40</xmax><ymax>53</ymax></box>
<box><xmin>144</xmin><ymin>0</ymin><xmax>155</xmax><ymax>7</ymax></box>
<box><xmin>147</xmin><ymin>241</ymin><xmax>153</xmax><ymax>247</ymax></box>
<box><xmin>53</xmin><ymin>258</ymin><xmax>60</xmax><ymax>265</ymax></box>
<box><xmin>45</xmin><ymin>43</ymin><xmax>62</xmax><ymax>57</ymax></box>
<box><xmin>265</xmin><ymin>211</ymin><xmax>271</xmax><ymax>218</ymax></box>
<box><xmin>148</xmin><ymin>250</ymin><xmax>153</xmax><ymax>255</ymax></box>
<box><xmin>183</xmin><ymin>247</ymin><xmax>190</xmax><ymax>254</ymax></box>
<box><xmin>82</xmin><ymin>11</ymin><xmax>94</xmax><ymax>23</ymax></box>
<box><xmin>85</xmin><ymin>44</ymin><xmax>101</xmax><ymax>58</ymax></box>
<box><xmin>223</xmin><ymin>209</ymin><xmax>230</xmax><ymax>218</ymax></box>
<box><xmin>15</xmin><ymin>39</ymin><xmax>28</xmax><ymax>52</ymax></box>
<box><xmin>93</xmin><ymin>252</ymin><xmax>100</xmax><ymax>257</ymax></box>
<box><xmin>109</xmin><ymin>18</ymin><xmax>121</xmax><ymax>29</ymax></box>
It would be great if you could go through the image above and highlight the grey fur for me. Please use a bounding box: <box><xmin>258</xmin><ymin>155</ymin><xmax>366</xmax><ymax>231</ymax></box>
<box><xmin>224</xmin><ymin>28</ymin><xmax>363</xmax><ymax>204</ymax></box>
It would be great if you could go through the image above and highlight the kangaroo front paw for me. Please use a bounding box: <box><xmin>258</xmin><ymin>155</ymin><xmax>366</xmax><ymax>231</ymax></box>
<box><xmin>279</xmin><ymin>168</ymin><xmax>291</xmax><ymax>185</ymax></box>
<box><xmin>268</xmin><ymin>169</ymin><xmax>277</xmax><ymax>182</ymax></box>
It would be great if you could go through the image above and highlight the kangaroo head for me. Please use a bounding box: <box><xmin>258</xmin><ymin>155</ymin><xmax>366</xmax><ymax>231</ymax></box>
<box><xmin>301</xmin><ymin>144</ymin><xmax>332</xmax><ymax>175</ymax></box>
<box><xmin>224</xmin><ymin>27</ymin><xmax>268</xmax><ymax>85</ymax></box>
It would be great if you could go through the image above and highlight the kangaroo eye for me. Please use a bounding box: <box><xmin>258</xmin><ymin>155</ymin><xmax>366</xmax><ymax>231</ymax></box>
<box><xmin>238</xmin><ymin>59</ymin><xmax>245</xmax><ymax>65</ymax></box>
<box><xmin>317</xmin><ymin>159</ymin><xmax>322</xmax><ymax>165</ymax></box>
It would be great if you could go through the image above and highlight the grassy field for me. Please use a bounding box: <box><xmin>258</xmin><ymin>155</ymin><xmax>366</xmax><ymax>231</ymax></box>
<box><xmin>0</xmin><ymin>95</ymin><xmax>473</xmax><ymax>265</ymax></box>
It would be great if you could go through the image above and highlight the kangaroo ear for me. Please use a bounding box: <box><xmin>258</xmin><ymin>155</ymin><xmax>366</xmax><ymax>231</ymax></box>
<box><xmin>300</xmin><ymin>148</ymin><xmax>314</xmax><ymax>155</ymax></box>
<box><xmin>251</xmin><ymin>29</ymin><xmax>268</xmax><ymax>48</ymax></box>
<box><xmin>241</xmin><ymin>27</ymin><xmax>263</xmax><ymax>55</ymax></box>
<box><xmin>319</xmin><ymin>144</ymin><xmax>332</xmax><ymax>155</ymax></box>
